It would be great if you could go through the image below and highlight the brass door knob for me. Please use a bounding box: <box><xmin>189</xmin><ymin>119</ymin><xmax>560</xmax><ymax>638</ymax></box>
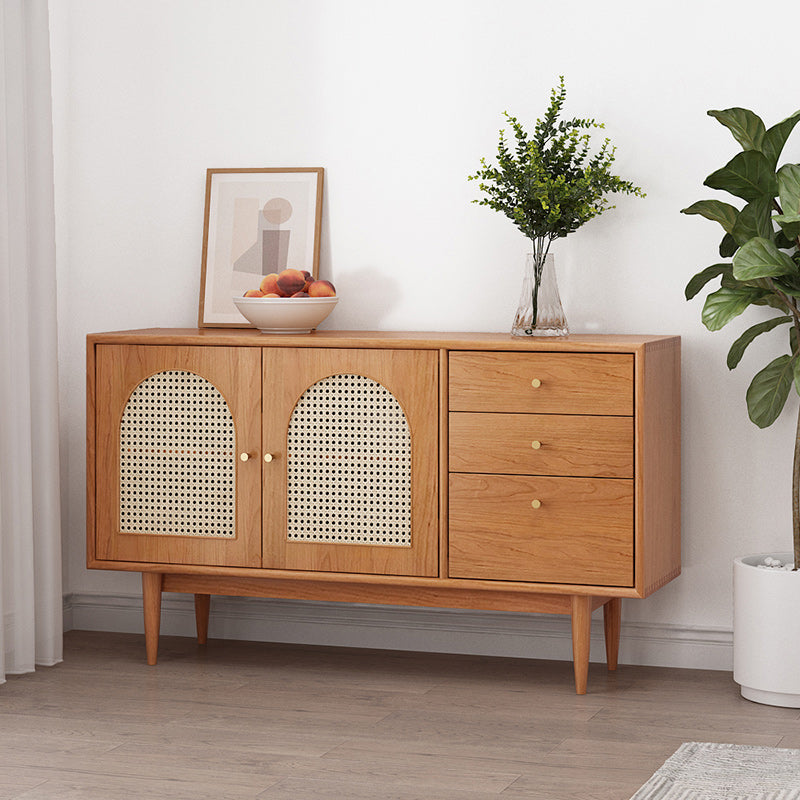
<box><xmin>531</xmin><ymin>440</ymin><xmax>541</xmax><ymax>450</ymax></box>
<box><xmin>531</xmin><ymin>499</ymin><xmax>541</xmax><ymax>509</ymax></box>
<box><xmin>531</xmin><ymin>378</ymin><xmax>542</xmax><ymax>388</ymax></box>
<box><xmin>239</xmin><ymin>452</ymin><xmax>251</xmax><ymax>462</ymax></box>
<box><xmin>263</xmin><ymin>453</ymin><xmax>274</xmax><ymax>463</ymax></box>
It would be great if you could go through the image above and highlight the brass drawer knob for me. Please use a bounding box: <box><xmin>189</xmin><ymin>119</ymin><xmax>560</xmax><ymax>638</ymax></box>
<box><xmin>531</xmin><ymin>440</ymin><xmax>541</xmax><ymax>450</ymax></box>
<box><xmin>531</xmin><ymin>499</ymin><xmax>541</xmax><ymax>509</ymax></box>
<box><xmin>531</xmin><ymin>378</ymin><xmax>541</xmax><ymax>388</ymax></box>
<box><xmin>239</xmin><ymin>452</ymin><xmax>251</xmax><ymax>462</ymax></box>
<box><xmin>264</xmin><ymin>453</ymin><xmax>274</xmax><ymax>463</ymax></box>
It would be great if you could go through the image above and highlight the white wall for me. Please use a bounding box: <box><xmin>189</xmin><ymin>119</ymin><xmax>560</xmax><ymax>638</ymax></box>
<box><xmin>49</xmin><ymin>0</ymin><xmax>800</xmax><ymax>668</ymax></box>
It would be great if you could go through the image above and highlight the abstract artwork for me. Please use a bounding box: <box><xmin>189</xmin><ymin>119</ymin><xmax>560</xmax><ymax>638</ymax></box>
<box><xmin>198</xmin><ymin>168</ymin><xmax>324</xmax><ymax>327</ymax></box>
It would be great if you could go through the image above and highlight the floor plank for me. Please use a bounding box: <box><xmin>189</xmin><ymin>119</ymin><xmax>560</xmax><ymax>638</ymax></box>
<box><xmin>2</xmin><ymin>631</ymin><xmax>799</xmax><ymax>799</ymax></box>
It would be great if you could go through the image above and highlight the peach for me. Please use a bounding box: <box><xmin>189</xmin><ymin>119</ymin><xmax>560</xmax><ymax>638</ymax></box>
<box><xmin>307</xmin><ymin>279</ymin><xmax>336</xmax><ymax>297</ymax></box>
<box><xmin>243</xmin><ymin>289</ymin><xmax>264</xmax><ymax>297</ymax></box>
<box><xmin>259</xmin><ymin>273</ymin><xmax>280</xmax><ymax>295</ymax></box>
<box><xmin>276</xmin><ymin>268</ymin><xmax>307</xmax><ymax>296</ymax></box>
<box><xmin>263</xmin><ymin>292</ymin><xmax>281</xmax><ymax>298</ymax></box>
<box><xmin>291</xmin><ymin>291</ymin><xmax>310</xmax><ymax>297</ymax></box>
<box><xmin>301</xmin><ymin>270</ymin><xmax>314</xmax><ymax>291</ymax></box>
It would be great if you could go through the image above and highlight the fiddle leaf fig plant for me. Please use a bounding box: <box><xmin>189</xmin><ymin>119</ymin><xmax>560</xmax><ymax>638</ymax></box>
<box><xmin>683</xmin><ymin>105</ymin><xmax>800</xmax><ymax>568</ymax></box>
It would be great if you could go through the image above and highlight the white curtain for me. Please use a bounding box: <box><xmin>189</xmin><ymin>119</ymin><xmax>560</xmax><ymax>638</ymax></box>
<box><xmin>0</xmin><ymin>0</ymin><xmax>63</xmax><ymax>681</ymax></box>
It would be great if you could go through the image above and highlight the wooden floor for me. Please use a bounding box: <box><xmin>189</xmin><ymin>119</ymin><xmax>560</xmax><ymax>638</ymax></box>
<box><xmin>1</xmin><ymin>631</ymin><xmax>799</xmax><ymax>799</ymax></box>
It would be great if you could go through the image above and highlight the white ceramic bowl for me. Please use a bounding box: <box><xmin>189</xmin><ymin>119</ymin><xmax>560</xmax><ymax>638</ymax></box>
<box><xmin>232</xmin><ymin>295</ymin><xmax>338</xmax><ymax>334</ymax></box>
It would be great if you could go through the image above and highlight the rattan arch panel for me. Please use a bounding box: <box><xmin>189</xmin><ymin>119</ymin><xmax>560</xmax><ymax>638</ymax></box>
<box><xmin>286</xmin><ymin>373</ymin><xmax>411</xmax><ymax>547</ymax></box>
<box><xmin>119</xmin><ymin>370</ymin><xmax>236</xmax><ymax>538</ymax></box>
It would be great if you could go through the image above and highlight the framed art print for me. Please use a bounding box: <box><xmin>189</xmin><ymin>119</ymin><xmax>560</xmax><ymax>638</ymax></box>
<box><xmin>198</xmin><ymin>167</ymin><xmax>324</xmax><ymax>327</ymax></box>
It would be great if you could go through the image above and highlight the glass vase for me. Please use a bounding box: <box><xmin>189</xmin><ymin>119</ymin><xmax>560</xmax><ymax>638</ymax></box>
<box><xmin>511</xmin><ymin>252</ymin><xmax>568</xmax><ymax>337</ymax></box>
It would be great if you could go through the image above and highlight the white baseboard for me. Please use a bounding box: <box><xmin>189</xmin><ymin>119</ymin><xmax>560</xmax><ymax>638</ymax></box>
<box><xmin>63</xmin><ymin>592</ymin><xmax>733</xmax><ymax>672</ymax></box>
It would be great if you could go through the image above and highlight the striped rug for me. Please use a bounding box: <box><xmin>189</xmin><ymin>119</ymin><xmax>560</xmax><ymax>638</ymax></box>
<box><xmin>630</xmin><ymin>742</ymin><xmax>800</xmax><ymax>799</ymax></box>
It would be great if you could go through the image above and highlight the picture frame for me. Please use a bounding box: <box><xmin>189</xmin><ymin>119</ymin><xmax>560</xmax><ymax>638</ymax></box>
<box><xmin>198</xmin><ymin>167</ymin><xmax>324</xmax><ymax>327</ymax></box>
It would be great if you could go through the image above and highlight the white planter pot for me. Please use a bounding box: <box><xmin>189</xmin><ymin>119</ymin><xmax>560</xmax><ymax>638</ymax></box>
<box><xmin>733</xmin><ymin>553</ymin><xmax>800</xmax><ymax>707</ymax></box>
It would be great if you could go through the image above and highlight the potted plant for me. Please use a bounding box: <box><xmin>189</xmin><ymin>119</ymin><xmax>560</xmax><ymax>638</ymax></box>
<box><xmin>469</xmin><ymin>76</ymin><xmax>644</xmax><ymax>336</ymax></box>
<box><xmin>682</xmin><ymin>104</ymin><xmax>800</xmax><ymax>707</ymax></box>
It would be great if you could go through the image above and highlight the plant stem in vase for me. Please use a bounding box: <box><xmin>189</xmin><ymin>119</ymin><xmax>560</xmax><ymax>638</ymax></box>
<box><xmin>512</xmin><ymin>252</ymin><xmax>568</xmax><ymax>336</ymax></box>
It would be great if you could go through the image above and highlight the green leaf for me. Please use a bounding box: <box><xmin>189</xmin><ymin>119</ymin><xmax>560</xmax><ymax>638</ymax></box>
<box><xmin>750</xmin><ymin>288</ymin><xmax>796</xmax><ymax>312</ymax></box>
<box><xmin>794</xmin><ymin>356</ymin><xmax>800</xmax><ymax>396</ymax></box>
<box><xmin>702</xmin><ymin>285</ymin><xmax>763</xmax><ymax>330</ymax></box>
<box><xmin>771</xmin><ymin>277</ymin><xmax>800</xmax><ymax>298</ymax></box>
<box><xmin>731</xmin><ymin>196</ymin><xmax>774</xmax><ymax>245</ymax></box>
<box><xmin>719</xmin><ymin>233</ymin><xmax>738</xmax><ymax>258</ymax></box>
<box><xmin>746</xmin><ymin>354</ymin><xmax>794</xmax><ymax>427</ymax></box>
<box><xmin>681</xmin><ymin>200</ymin><xmax>739</xmax><ymax>233</ymax></box>
<box><xmin>720</xmin><ymin>271</ymin><xmax>743</xmax><ymax>290</ymax></box>
<box><xmin>704</xmin><ymin>151</ymin><xmax>778</xmax><ymax>201</ymax></box>
<box><xmin>727</xmin><ymin>316</ymin><xmax>792</xmax><ymax>369</ymax></box>
<box><xmin>773</xmin><ymin>213</ymin><xmax>800</xmax><ymax>242</ymax></box>
<box><xmin>685</xmin><ymin>263</ymin><xmax>731</xmax><ymax>300</ymax></box>
<box><xmin>761</xmin><ymin>111</ymin><xmax>800</xmax><ymax>169</ymax></box>
<box><xmin>732</xmin><ymin>236</ymin><xmax>797</xmax><ymax>280</ymax></box>
<box><xmin>708</xmin><ymin>108</ymin><xmax>766</xmax><ymax>151</ymax></box>
<box><xmin>778</xmin><ymin>164</ymin><xmax>800</xmax><ymax>216</ymax></box>
<box><xmin>773</xmin><ymin>213</ymin><xmax>800</xmax><ymax>225</ymax></box>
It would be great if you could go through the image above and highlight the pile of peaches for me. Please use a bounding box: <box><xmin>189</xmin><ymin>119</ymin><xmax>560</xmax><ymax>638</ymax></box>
<box><xmin>243</xmin><ymin>268</ymin><xmax>336</xmax><ymax>298</ymax></box>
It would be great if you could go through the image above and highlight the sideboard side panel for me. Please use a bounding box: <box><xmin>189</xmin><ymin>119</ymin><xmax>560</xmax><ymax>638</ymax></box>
<box><xmin>636</xmin><ymin>338</ymin><xmax>681</xmax><ymax>596</ymax></box>
<box><xmin>87</xmin><ymin>339</ymin><xmax>98</xmax><ymax>566</ymax></box>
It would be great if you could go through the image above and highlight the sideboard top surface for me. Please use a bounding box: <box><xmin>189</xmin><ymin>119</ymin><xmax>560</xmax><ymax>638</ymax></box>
<box><xmin>88</xmin><ymin>328</ymin><xmax>679</xmax><ymax>352</ymax></box>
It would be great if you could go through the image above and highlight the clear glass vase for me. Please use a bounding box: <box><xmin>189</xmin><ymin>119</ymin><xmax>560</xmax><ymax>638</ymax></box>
<box><xmin>511</xmin><ymin>252</ymin><xmax>568</xmax><ymax>337</ymax></box>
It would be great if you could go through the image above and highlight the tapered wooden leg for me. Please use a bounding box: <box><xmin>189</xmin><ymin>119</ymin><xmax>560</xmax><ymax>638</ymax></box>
<box><xmin>603</xmin><ymin>597</ymin><xmax>622</xmax><ymax>671</ymax></box>
<box><xmin>571</xmin><ymin>595</ymin><xmax>592</xmax><ymax>695</ymax></box>
<box><xmin>142</xmin><ymin>572</ymin><xmax>163</xmax><ymax>665</ymax></box>
<box><xmin>194</xmin><ymin>593</ymin><xmax>211</xmax><ymax>645</ymax></box>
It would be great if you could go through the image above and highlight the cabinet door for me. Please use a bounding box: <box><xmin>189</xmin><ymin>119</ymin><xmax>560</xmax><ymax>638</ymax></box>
<box><xmin>262</xmin><ymin>348</ymin><xmax>438</xmax><ymax>577</ymax></box>
<box><xmin>94</xmin><ymin>345</ymin><xmax>262</xmax><ymax>567</ymax></box>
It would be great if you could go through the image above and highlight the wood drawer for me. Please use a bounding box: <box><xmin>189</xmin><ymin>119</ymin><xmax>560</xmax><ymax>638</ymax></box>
<box><xmin>449</xmin><ymin>352</ymin><xmax>634</xmax><ymax>415</ymax></box>
<box><xmin>449</xmin><ymin>473</ymin><xmax>634</xmax><ymax>586</ymax></box>
<box><xmin>449</xmin><ymin>412</ymin><xmax>633</xmax><ymax>478</ymax></box>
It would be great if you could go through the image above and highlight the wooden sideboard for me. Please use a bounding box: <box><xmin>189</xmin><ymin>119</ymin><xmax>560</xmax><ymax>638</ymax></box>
<box><xmin>86</xmin><ymin>329</ymin><xmax>680</xmax><ymax>693</ymax></box>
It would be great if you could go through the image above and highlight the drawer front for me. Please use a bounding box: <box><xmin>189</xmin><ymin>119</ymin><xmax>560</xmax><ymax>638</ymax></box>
<box><xmin>449</xmin><ymin>473</ymin><xmax>633</xmax><ymax>586</ymax></box>
<box><xmin>449</xmin><ymin>412</ymin><xmax>633</xmax><ymax>478</ymax></box>
<box><xmin>449</xmin><ymin>352</ymin><xmax>634</xmax><ymax>415</ymax></box>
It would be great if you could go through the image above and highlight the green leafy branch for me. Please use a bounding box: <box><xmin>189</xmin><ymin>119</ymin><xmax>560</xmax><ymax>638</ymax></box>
<box><xmin>468</xmin><ymin>76</ymin><xmax>645</xmax><ymax>262</ymax></box>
